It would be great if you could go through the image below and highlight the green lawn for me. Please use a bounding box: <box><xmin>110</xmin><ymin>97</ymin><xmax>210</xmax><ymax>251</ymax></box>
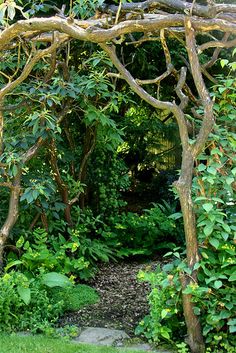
<box><xmin>0</xmin><ymin>333</ymin><xmax>152</xmax><ymax>353</ymax></box>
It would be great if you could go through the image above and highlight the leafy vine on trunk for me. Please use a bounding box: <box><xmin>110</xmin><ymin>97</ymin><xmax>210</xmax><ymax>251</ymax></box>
<box><xmin>0</xmin><ymin>1</ymin><xmax>235</xmax><ymax>351</ymax></box>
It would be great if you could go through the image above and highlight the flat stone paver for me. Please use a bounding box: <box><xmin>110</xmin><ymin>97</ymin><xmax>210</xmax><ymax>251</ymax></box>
<box><xmin>119</xmin><ymin>343</ymin><xmax>173</xmax><ymax>352</ymax></box>
<box><xmin>120</xmin><ymin>343</ymin><xmax>153</xmax><ymax>351</ymax></box>
<box><xmin>74</xmin><ymin>327</ymin><xmax>130</xmax><ymax>346</ymax></box>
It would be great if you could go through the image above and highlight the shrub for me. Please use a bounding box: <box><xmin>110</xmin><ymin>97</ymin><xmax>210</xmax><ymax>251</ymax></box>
<box><xmin>110</xmin><ymin>204</ymin><xmax>181</xmax><ymax>256</ymax></box>
<box><xmin>0</xmin><ymin>271</ymin><xmax>64</xmax><ymax>333</ymax></box>
<box><xmin>135</xmin><ymin>75</ymin><xmax>236</xmax><ymax>352</ymax></box>
<box><xmin>135</xmin><ymin>262</ymin><xmax>184</xmax><ymax>345</ymax></box>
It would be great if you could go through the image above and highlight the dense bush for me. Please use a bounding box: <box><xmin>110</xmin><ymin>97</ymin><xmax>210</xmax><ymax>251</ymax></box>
<box><xmin>9</xmin><ymin>225</ymin><xmax>118</xmax><ymax>280</ymax></box>
<box><xmin>135</xmin><ymin>74</ymin><xmax>236</xmax><ymax>352</ymax></box>
<box><xmin>0</xmin><ymin>271</ymin><xmax>64</xmax><ymax>333</ymax></box>
<box><xmin>135</xmin><ymin>263</ymin><xmax>183</xmax><ymax>344</ymax></box>
<box><xmin>109</xmin><ymin>204</ymin><xmax>182</xmax><ymax>256</ymax></box>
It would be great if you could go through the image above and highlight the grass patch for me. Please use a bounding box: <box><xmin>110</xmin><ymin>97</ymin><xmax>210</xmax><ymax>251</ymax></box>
<box><xmin>50</xmin><ymin>284</ymin><xmax>99</xmax><ymax>311</ymax></box>
<box><xmin>0</xmin><ymin>333</ymin><xmax>152</xmax><ymax>353</ymax></box>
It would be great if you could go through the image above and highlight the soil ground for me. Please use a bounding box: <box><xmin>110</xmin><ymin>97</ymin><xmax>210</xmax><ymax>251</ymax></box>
<box><xmin>60</xmin><ymin>260</ymin><xmax>159</xmax><ymax>336</ymax></box>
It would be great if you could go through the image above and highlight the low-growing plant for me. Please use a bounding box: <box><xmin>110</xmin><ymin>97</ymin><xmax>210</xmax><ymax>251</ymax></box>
<box><xmin>0</xmin><ymin>271</ymin><xmax>64</xmax><ymax>333</ymax></box>
<box><xmin>9</xmin><ymin>225</ymin><xmax>119</xmax><ymax>280</ymax></box>
<box><xmin>135</xmin><ymin>263</ymin><xmax>184</xmax><ymax>344</ymax></box>
<box><xmin>110</xmin><ymin>204</ymin><xmax>180</xmax><ymax>256</ymax></box>
<box><xmin>8</xmin><ymin>228</ymin><xmax>90</xmax><ymax>278</ymax></box>
<box><xmin>49</xmin><ymin>284</ymin><xmax>99</xmax><ymax>312</ymax></box>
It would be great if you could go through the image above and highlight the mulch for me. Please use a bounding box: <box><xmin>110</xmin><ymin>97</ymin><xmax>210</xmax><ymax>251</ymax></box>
<box><xmin>60</xmin><ymin>260</ymin><xmax>159</xmax><ymax>336</ymax></box>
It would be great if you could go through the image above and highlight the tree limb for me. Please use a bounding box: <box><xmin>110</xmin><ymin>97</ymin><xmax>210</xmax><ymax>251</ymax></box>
<box><xmin>0</xmin><ymin>38</ymin><xmax>65</xmax><ymax>100</ymax></box>
<box><xmin>184</xmin><ymin>18</ymin><xmax>215</xmax><ymax>158</ymax></box>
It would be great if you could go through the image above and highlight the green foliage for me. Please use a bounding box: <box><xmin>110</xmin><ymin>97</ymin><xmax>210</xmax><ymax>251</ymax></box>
<box><xmin>9</xmin><ymin>228</ymin><xmax>90</xmax><ymax>278</ymax></box>
<box><xmin>11</xmin><ymin>225</ymin><xmax>119</xmax><ymax>280</ymax></box>
<box><xmin>110</xmin><ymin>204</ymin><xmax>179</xmax><ymax>256</ymax></box>
<box><xmin>72</xmin><ymin>0</ymin><xmax>105</xmax><ymax>19</ymax></box>
<box><xmin>135</xmin><ymin>71</ymin><xmax>236</xmax><ymax>352</ymax></box>
<box><xmin>119</xmin><ymin>105</ymin><xmax>180</xmax><ymax>179</ymax></box>
<box><xmin>0</xmin><ymin>271</ymin><xmax>64</xmax><ymax>333</ymax></box>
<box><xmin>135</xmin><ymin>264</ymin><xmax>183</xmax><ymax>344</ymax></box>
<box><xmin>89</xmin><ymin>152</ymin><xmax>130</xmax><ymax>217</ymax></box>
<box><xmin>189</xmin><ymin>75</ymin><xmax>236</xmax><ymax>349</ymax></box>
<box><xmin>49</xmin><ymin>284</ymin><xmax>99</xmax><ymax>312</ymax></box>
<box><xmin>0</xmin><ymin>333</ymin><xmax>155</xmax><ymax>353</ymax></box>
<box><xmin>0</xmin><ymin>0</ymin><xmax>28</xmax><ymax>25</ymax></box>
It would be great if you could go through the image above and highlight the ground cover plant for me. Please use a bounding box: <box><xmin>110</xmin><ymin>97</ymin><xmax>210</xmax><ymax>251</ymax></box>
<box><xmin>0</xmin><ymin>1</ymin><xmax>235</xmax><ymax>353</ymax></box>
<box><xmin>0</xmin><ymin>334</ymin><xmax>153</xmax><ymax>353</ymax></box>
<box><xmin>49</xmin><ymin>284</ymin><xmax>100</xmax><ymax>312</ymax></box>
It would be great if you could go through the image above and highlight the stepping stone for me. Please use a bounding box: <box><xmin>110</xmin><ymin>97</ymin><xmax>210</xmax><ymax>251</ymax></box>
<box><xmin>119</xmin><ymin>343</ymin><xmax>153</xmax><ymax>351</ymax></box>
<box><xmin>74</xmin><ymin>327</ymin><xmax>130</xmax><ymax>346</ymax></box>
<box><xmin>119</xmin><ymin>343</ymin><xmax>173</xmax><ymax>352</ymax></box>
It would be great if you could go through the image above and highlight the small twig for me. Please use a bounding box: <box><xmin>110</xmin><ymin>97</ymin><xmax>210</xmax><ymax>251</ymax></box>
<box><xmin>136</xmin><ymin>63</ymin><xmax>174</xmax><ymax>85</ymax></box>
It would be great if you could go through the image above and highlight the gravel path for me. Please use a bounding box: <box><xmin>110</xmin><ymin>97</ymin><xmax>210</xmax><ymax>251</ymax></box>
<box><xmin>60</xmin><ymin>260</ymin><xmax>159</xmax><ymax>336</ymax></box>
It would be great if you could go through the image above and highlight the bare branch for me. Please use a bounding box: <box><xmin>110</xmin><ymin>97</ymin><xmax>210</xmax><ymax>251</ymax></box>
<box><xmin>0</xmin><ymin>15</ymin><xmax>235</xmax><ymax>52</ymax></box>
<box><xmin>0</xmin><ymin>38</ymin><xmax>65</xmax><ymax>101</ymax></box>
<box><xmin>175</xmin><ymin>67</ymin><xmax>188</xmax><ymax>110</ymax></box>
<box><xmin>22</xmin><ymin>137</ymin><xmax>45</xmax><ymax>164</ymax></box>
<box><xmin>202</xmin><ymin>34</ymin><xmax>232</xmax><ymax>70</ymax></box>
<box><xmin>198</xmin><ymin>34</ymin><xmax>235</xmax><ymax>53</ymax></box>
<box><xmin>0</xmin><ymin>182</ymin><xmax>12</xmax><ymax>188</ymax></box>
<box><xmin>100</xmin><ymin>42</ymin><xmax>189</xmax><ymax>151</ymax></box>
<box><xmin>100</xmin><ymin>43</ymin><xmax>174</xmax><ymax>111</ymax></box>
<box><xmin>136</xmin><ymin>63</ymin><xmax>174</xmax><ymax>85</ymax></box>
<box><xmin>184</xmin><ymin>18</ymin><xmax>214</xmax><ymax>158</ymax></box>
<box><xmin>100</xmin><ymin>0</ymin><xmax>236</xmax><ymax>18</ymax></box>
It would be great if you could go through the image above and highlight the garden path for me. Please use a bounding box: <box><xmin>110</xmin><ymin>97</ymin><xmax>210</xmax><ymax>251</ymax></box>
<box><xmin>60</xmin><ymin>260</ymin><xmax>158</xmax><ymax>335</ymax></box>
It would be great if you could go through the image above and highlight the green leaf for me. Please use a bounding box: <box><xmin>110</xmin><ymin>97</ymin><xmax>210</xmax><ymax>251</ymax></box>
<box><xmin>209</xmin><ymin>238</ymin><xmax>219</xmax><ymax>249</ymax></box>
<box><xmin>16</xmin><ymin>236</ymin><xmax>25</xmax><ymax>248</ymax></box>
<box><xmin>211</xmin><ymin>197</ymin><xmax>224</xmax><ymax>204</ymax></box>
<box><xmin>4</xmin><ymin>259</ymin><xmax>23</xmax><ymax>271</ymax></box>
<box><xmin>229</xmin><ymin>273</ymin><xmax>236</xmax><ymax>282</ymax></box>
<box><xmin>207</xmin><ymin>166</ymin><xmax>217</xmax><ymax>175</ymax></box>
<box><xmin>7</xmin><ymin>3</ymin><xmax>16</xmax><ymax>20</ymax></box>
<box><xmin>161</xmin><ymin>309</ymin><xmax>169</xmax><ymax>319</ymax></box>
<box><xmin>41</xmin><ymin>272</ymin><xmax>73</xmax><ymax>288</ymax></box>
<box><xmin>214</xmin><ymin>280</ymin><xmax>223</xmax><ymax>289</ymax></box>
<box><xmin>12</xmin><ymin>164</ymin><xmax>18</xmax><ymax>177</ymax></box>
<box><xmin>197</xmin><ymin>163</ymin><xmax>206</xmax><ymax>171</ymax></box>
<box><xmin>160</xmin><ymin>328</ymin><xmax>170</xmax><ymax>340</ymax></box>
<box><xmin>218</xmin><ymin>86</ymin><xmax>227</xmax><ymax>94</ymax></box>
<box><xmin>195</xmin><ymin>196</ymin><xmax>207</xmax><ymax>202</ymax></box>
<box><xmin>220</xmin><ymin>59</ymin><xmax>229</xmax><ymax>68</ymax></box>
<box><xmin>228</xmin><ymin>318</ymin><xmax>236</xmax><ymax>326</ymax></box>
<box><xmin>17</xmin><ymin>286</ymin><xmax>31</xmax><ymax>305</ymax></box>
<box><xmin>226</xmin><ymin>177</ymin><xmax>234</xmax><ymax>185</ymax></box>
<box><xmin>203</xmin><ymin>224</ymin><xmax>214</xmax><ymax>236</ymax></box>
<box><xmin>0</xmin><ymin>4</ymin><xmax>7</xmax><ymax>22</ymax></box>
<box><xmin>202</xmin><ymin>203</ymin><xmax>213</xmax><ymax>212</ymax></box>
<box><xmin>222</xmin><ymin>223</ymin><xmax>231</xmax><ymax>233</ymax></box>
<box><xmin>193</xmin><ymin>306</ymin><xmax>201</xmax><ymax>315</ymax></box>
<box><xmin>201</xmin><ymin>252</ymin><xmax>209</xmax><ymax>259</ymax></box>
<box><xmin>229</xmin><ymin>62</ymin><xmax>236</xmax><ymax>71</ymax></box>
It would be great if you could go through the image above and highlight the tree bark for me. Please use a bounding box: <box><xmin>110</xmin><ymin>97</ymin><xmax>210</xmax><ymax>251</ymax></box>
<box><xmin>0</xmin><ymin>138</ymin><xmax>45</xmax><ymax>270</ymax></box>
<box><xmin>100</xmin><ymin>42</ymin><xmax>206</xmax><ymax>353</ymax></box>
<box><xmin>174</xmin><ymin>149</ymin><xmax>205</xmax><ymax>353</ymax></box>
<box><xmin>0</xmin><ymin>172</ymin><xmax>21</xmax><ymax>270</ymax></box>
<box><xmin>49</xmin><ymin>138</ymin><xmax>73</xmax><ymax>227</ymax></box>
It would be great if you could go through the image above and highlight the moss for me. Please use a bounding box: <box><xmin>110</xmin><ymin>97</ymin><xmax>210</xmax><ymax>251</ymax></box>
<box><xmin>50</xmin><ymin>284</ymin><xmax>99</xmax><ymax>312</ymax></box>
